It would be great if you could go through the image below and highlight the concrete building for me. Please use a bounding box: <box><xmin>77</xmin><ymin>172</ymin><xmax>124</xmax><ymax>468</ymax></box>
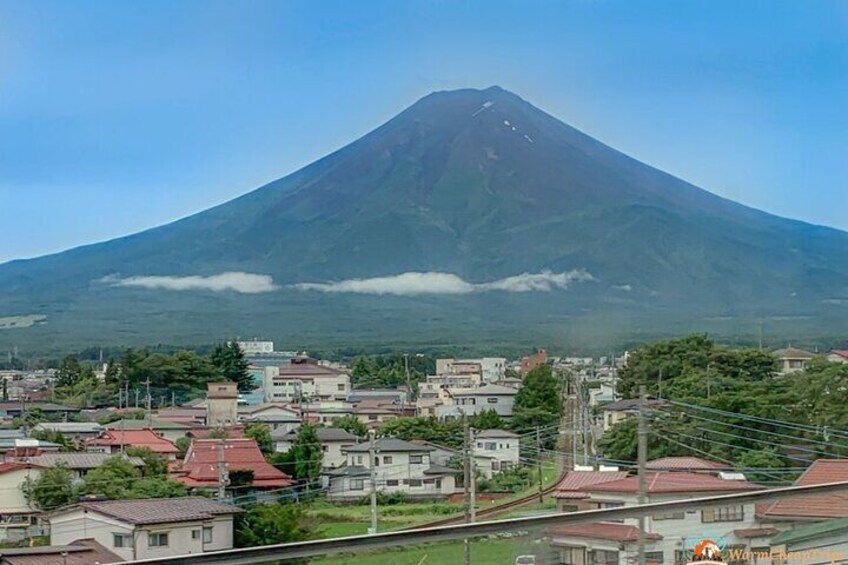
<box><xmin>473</xmin><ymin>429</ymin><xmax>520</xmax><ymax>478</ymax></box>
<box><xmin>206</xmin><ymin>382</ymin><xmax>238</xmax><ymax>427</ymax></box>
<box><xmin>263</xmin><ymin>358</ymin><xmax>350</xmax><ymax>403</ymax></box>
<box><xmin>48</xmin><ymin>498</ymin><xmax>242</xmax><ymax>561</ymax></box>
<box><xmin>0</xmin><ymin>463</ymin><xmax>44</xmax><ymax>543</ymax></box>
<box><xmin>437</xmin><ymin>384</ymin><xmax>518</xmax><ymax>419</ymax></box>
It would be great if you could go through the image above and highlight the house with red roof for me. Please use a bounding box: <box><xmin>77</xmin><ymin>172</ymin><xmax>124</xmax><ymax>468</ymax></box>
<box><xmin>172</xmin><ymin>438</ymin><xmax>292</xmax><ymax>492</ymax></box>
<box><xmin>759</xmin><ymin>459</ymin><xmax>848</xmax><ymax>524</ymax></box>
<box><xmin>85</xmin><ymin>428</ymin><xmax>180</xmax><ymax>460</ymax></box>
<box><xmin>549</xmin><ymin>470</ymin><xmax>766</xmax><ymax>565</ymax></box>
<box><xmin>827</xmin><ymin>350</ymin><xmax>848</xmax><ymax>364</ymax></box>
<box><xmin>645</xmin><ymin>456</ymin><xmax>731</xmax><ymax>473</ymax></box>
<box><xmin>0</xmin><ymin>462</ymin><xmax>45</xmax><ymax>543</ymax></box>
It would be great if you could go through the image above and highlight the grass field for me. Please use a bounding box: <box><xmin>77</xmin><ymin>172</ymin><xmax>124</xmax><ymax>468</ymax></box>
<box><xmin>310</xmin><ymin>536</ymin><xmax>549</xmax><ymax>565</ymax></box>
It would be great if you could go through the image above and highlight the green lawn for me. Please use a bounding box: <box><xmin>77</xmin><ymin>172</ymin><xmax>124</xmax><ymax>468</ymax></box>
<box><xmin>310</xmin><ymin>537</ymin><xmax>547</xmax><ymax>565</ymax></box>
<box><xmin>307</xmin><ymin>500</ymin><xmax>465</xmax><ymax>535</ymax></box>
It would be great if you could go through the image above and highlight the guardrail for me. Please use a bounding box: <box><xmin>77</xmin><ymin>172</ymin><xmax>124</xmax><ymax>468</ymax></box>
<box><xmin>123</xmin><ymin>480</ymin><xmax>848</xmax><ymax>564</ymax></box>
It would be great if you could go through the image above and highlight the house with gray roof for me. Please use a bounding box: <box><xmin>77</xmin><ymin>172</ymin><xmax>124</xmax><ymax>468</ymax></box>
<box><xmin>326</xmin><ymin>437</ymin><xmax>461</xmax><ymax>502</ymax></box>
<box><xmin>48</xmin><ymin>497</ymin><xmax>242</xmax><ymax>561</ymax></box>
<box><xmin>273</xmin><ymin>427</ymin><xmax>359</xmax><ymax>469</ymax></box>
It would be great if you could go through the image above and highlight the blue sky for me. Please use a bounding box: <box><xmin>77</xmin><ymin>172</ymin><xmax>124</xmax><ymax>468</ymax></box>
<box><xmin>1</xmin><ymin>0</ymin><xmax>846</xmax><ymax>263</ymax></box>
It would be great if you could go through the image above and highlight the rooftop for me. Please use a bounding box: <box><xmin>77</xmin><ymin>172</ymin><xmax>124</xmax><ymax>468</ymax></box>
<box><xmin>645</xmin><ymin>456</ymin><xmax>731</xmax><ymax>471</ymax></box>
<box><xmin>581</xmin><ymin>471</ymin><xmax>763</xmax><ymax>494</ymax></box>
<box><xmin>761</xmin><ymin>459</ymin><xmax>848</xmax><ymax>519</ymax></box>
<box><xmin>448</xmin><ymin>384</ymin><xmax>518</xmax><ymax>396</ymax></box>
<box><xmin>345</xmin><ymin>437</ymin><xmax>434</xmax><ymax>454</ymax></box>
<box><xmin>771</xmin><ymin>517</ymin><xmax>848</xmax><ymax>545</ymax></box>
<box><xmin>52</xmin><ymin>497</ymin><xmax>242</xmax><ymax>525</ymax></box>
<box><xmin>176</xmin><ymin>438</ymin><xmax>292</xmax><ymax>488</ymax></box>
<box><xmin>0</xmin><ymin>539</ymin><xmax>122</xmax><ymax>565</ymax></box>
<box><xmin>548</xmin><ymin>522</ymin><xmax>662</xmax><ymax>543</ymax></box>
<box><xmin>773</xmin><ymin>347</ymin><xmax>816</xmax><ymax>359</ymax></box>
<box><xmin>476</xmin><ymin>429</ymin><xmax>519</xmax><ymax>439</ymax></box>
<box><xmin>277</xmin><ymin>428</ymin><xmax>359</xmax><ymax>442</ymax></box>
<box><xmin>555</xmin><ymin>470</ymin><xmax>630</xmax><ymax>499</ymax></box>
<box><xmin>86</xmin><ymin>429</ymin><xmax>179</xmax><ymax>454</ymax></box>
<box><xmin>21</xmin><ymin>452</ymin><xmax>144</xmax><ymax>470</ymax></box>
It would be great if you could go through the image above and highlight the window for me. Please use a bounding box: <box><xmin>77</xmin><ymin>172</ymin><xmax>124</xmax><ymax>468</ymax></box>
<box><xmin>702</xmin><ymin>505</ymin><xmax>744</xmax><ymax>522</ymax></box>
<box><xmin>485</xmin><ymin>442</ymin><xmax>496</xmax><ymax>450</ymax></box>
<box><xmin>191</xmin><ymin>530</ymin><xmax>201</xmax><ymax>540</ymax></box>
<box><xmin>592</xmin><ymin>549</ymin><xmax>618</xmax><ymax>564</ymax></box>
<box><xmin>645</xmin><ymin>551</ymin><xmax>663</xmax><ymax>563</ymax></box>
<box><xmin>559</xmin><ymin>546</ymin><xmax>584</xmax><ymax>565</ymax></box>
<box><xmin>384</xmin><ymin>456</ymin><xmax>393</xmax><ymax>464</ymax></box>
<box><xmin>113</xmin><ymin>533</ymin><xmax>132</xmax><ymax>548</ymax></box>
<box><xmin>435</xmin><ymin>479</ymin><xmax>442</xmax><ymax>488</ymax></box>
<box><xmin>350</xmin><ymin>479</ymin><xmax>364</xmax><ymax>490</ymax></box>
<box><xmin>492</xmin><ymin>461</ymin><xmax>500</xmax><ymax>470</ymax></box>
<box><xmin>369</xmin><ymin>414</ymin><xmax>378</xmax><ymax>421</ymax></box>
<box><xmin>386</xmin><ymin>480</ymin><xmax>399</xmax><ymax>486</ymax></box>
<box><xmin>374</xmin><ymin>457</ymin><xmax>379</xmax><ymax>466</ymax></box>
<box><xmin>148</xmin><ymin>532</ymin><xmax>169</xmax><ymax>548</ymax></box>
<box><xmin>477</xmin><ymin>442</ymin><xmax>483</xmax><ymax>448</ymax></box>
<box><xmin>203</xmin><ymin>527</ymin><xmax>213</xmax><ymax>544</ymax></box>
<box><xmin>487</xmin><ymin>398</ymin><xmax>498</xmax><ymax>404</ymax></box>
<box><xmin>409</xmin><ymin>454</ymin><xmax>423</xmax><ymax>464</ymax></box>
<box><xmin>423</xmin><ymin>478</ymin><xmax>435</xmax><ymax>485</ymax></box>
<box><xmin>337</xmin><ymin>383</ymin><xmax>345</xmax><ymax>391</ymax></box>
<box><xmin>653</xmin><ymin>511</ymin><xmax>685</xmax><ymax>520</ymax></box>
<box><xmin>408</xmin><ymin>479</ymin><xmax>422</xmax><ymax>487</ymax></box>
<box><xmin>357</xmin><ymin>455</ymin><xmax>363</xmax><ymax>465</ymax></box>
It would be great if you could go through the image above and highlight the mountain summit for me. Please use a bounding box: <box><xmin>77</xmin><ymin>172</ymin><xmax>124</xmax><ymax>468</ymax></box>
<box><xmin>2</xmin><ymin>87</ymin><xmax>846</xmax><ymax>351</ymax></box>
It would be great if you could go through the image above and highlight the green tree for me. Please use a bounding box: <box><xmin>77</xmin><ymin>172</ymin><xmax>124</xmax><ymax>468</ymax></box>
<box><xmin>332</xmin><ymin>415</ymin><xmax>368</xmax><ymax>437</ymax></box>
<box><xmin>735</xmin><ymin>449</ymin><xmax>785</xmax><ymax>483</ymax></box>
<box><xmin>245</xmin><ymin>422</ymin><xmax>274</xmax><ymax>454</ymax></box>
<box><xmin>175</xmin><ymin>437</ymin><xmax>191</xmax><ymax>458</ymax></box>
<box><xmin>56</xmin><ymin>355</ymin><xmax>83</xmax><ymax>387</ymax></box>
<box><xmin>512</xmin><ymin>364</ymin><xmax>563</xmax><ymax>432</ymax></box>
<box><xmin>22</xmin><ymin>464</ymin><xmax>76</xmax><ymax>511</ymax></box>
<box><xmin>80</xmin><ymin>456</ymin><xmax>142</xmax><ymax>499</ymax></box>
<box><xmin>470</xmin><ymin>409</ymin><xmax>506</xmax><ymax>430</ymax></box>
<box><xmin>31</xmin><ymin>429</ymin><xmax>78</xmax><ymax>452</ymax></box>
<box><xmin>291</xmin><ymin>424</ymin><xmax>323</xmax><ymax>481</ymax></box>
<box><xmin>211</xmin><ymin>342</ymin><xmax>252</xmax><ymax>392</ymax></box>
<box><xmin>234</xmin><ymin>503</ymin><xmax>315</xmax><ymax>548</ymax></box>
<box><xmin>379</xmin><ymin>417</ymin><xmax>463</xmax><ymax>449</ymax></box>
<box><xmin>126</xmin><ymin>446</ymin><xmax>169</xmax><ymax>477</ymax></box>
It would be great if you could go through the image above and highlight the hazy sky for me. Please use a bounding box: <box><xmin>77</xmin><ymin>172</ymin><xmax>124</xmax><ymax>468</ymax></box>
<box><xmin>1</xmin><ymin>0</ymin><xmax>846</xmax><ymax>263</ymax></box>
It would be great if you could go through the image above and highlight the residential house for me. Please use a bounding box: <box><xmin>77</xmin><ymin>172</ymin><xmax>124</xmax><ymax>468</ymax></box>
<box><xmin>352</xmin><ymin>398</ymin><xmax>404</xmax><ymax>428</ymax></box>
<box><xmin>263</xmin><ymin>357</ymin><xmax>350</xmax><ymax>403</ymax></box>
<box><xmin>174</xmin><ymin>438</ymin><xmax>292</xmax><ymax>492</ymax></box>
<box><xmin>554</xmin><ymin>470</ymin><xmax>631</xmax><ymax>513</ymax></box>
<box><xmin>33</xmin><ymin>422</ymin><xmax>103</xmax><ymax>443</ymax></box>
<box><xmin>0</xmin><ymin>434</ymin><xmax>60</xmax><ymax>459</ymax></box>
<box><xmin>408</xmin><ymin>440</ymin><xmax>461</xmax><ymax>467</ymax></box>
<box><xmin>86</xmin><ymin>429</ymin><xmax>180</xmax><ymax>460</ymax></box>
<box><xmin>326</xmin><ymin>438</ymin><xmax>461</xmax><ymax>502</ymax></box>
<box><xmin>549</xmin><ymin>471</ymin><xmax>765</xmax><ymax>565</ymax></box>
<box><xmin>827</xmin><ymin>350</ymin><xmax>848</xmax><ymax>364</ymax></box>
<box><xmin>773</xmin><ymin>347</ymin><xmax>816</xmax><ymax>374</ymax></box>
<box><xmin>105</xmin><ymin>420</ymin><xmax>191</xmax><ymax>443</ymax></box>
<box><xmin>348</xmin><ymin>390</ymin><xmax>409</xmax><ymax>405</ymax></box>
<box><xmin>0</xmin><ymin>539</ymin><xmax>122</xmax><ymax>565</ymax></box>
<box><xmin>769</xmin><ymin>518</ymin><xmax>848</xmax><ymax>564</ymax></box>
<box><xmin>548</xmin><ymin>522</ymin><xmax>663</xmax><ymax>565</ymax></box>
<box><xmin>293</xmin><ymin>401</ymin><xmax>354</xmax><ymax>426</ymax></box>
<box><xmin>759</xmin><ymin>459</ymin><xmax>848</xmax><ymax>526</ymax></box>
<box><xmin>645</xmin><ymin>456</ymin><xmax>731</xmax><ymax>473</ymax></box>
<box><xmin>6</xmin><ymin>452</ymin><xmax>144</xmax><ymax>480</ymax></box>
<box><xmin>154</xmin><ymin>407</ymin><xmax>206</xmax><ymax>425</ymax></box>
<box><xmin>597</xmin><ymin>399</ymin><xmax>668</xmax><ymax>432</ymax></box>
<box><xmin>473</xmin><ymin>429</ymin><xmax>520</xmax><ymax>478</ymax></box>
<box><xmin>273</xmin><ymin>427</ymin><xmax>359</xmax><ymax>469</ymax></box>
<box><xmin>0</xmin><ymin>463</ymin><xmax>44</xmax><ymax>543</ymax></box>
<box><xmin>237</xmin><ymin>403</ymin><xmax>301</xmax><ymax>433</ymax></box>
<box><xmin>437</xmin><ymin>384</ymin><xmax>518</xmax><ymax>419</ymax></box>
<box><xmin>48</xmin><ymin>498</ymin><xmax>242</xmax><ymax>561</ymax></box>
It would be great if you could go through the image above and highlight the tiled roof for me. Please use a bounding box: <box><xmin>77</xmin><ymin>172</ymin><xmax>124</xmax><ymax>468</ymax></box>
<box><xmin>277</xmin><ymin>428</ymin><xmax>359</xmax><ymax>442</ymax></box>
<box><xmin>773</xmin><ymin>347</ymin><xmax>815</xmax><ymax>359</ymax></box>
<box><xmin>55</xmin><ymin>497</ymin><xmax>242</xmax><ymax>525</ymax></box>
<box><xmin>176</xmin><ymin>438</ymin><xmax>292</xmax><ymax>488</ymax></box>
<box><xmin>0</xmin><ymin>539</ymin><xmax>122</xmax><ymax>565</ymax></box>
<box><xmin>829</xmin><ymin>350</ymin><xmax>848</xmax><ymax>359</ymax></box>
<box><xmin>86</xmin><ymin>429</ymin><xmax>179</xmax><ymax>454</ymax></box>
<box><xmin>22</xmin><ymin>452</ymin><xmax>144</xmax><ymax>470</ymax></box>
<box><xmin>325</xmin><ymin>465</ymin><xmax>370</xmax><ymax>477</ymax></box>
<box><xmin>345</xmin><ymin>438</ymin><xmax>434</xmax><ymax>453</ymax></box>
<box><xmin>548</xmin><ymin>522</ymin><xmax>662</xmax><ymax>542</ymax></box>
<box><xmin>582</xmin><ymin>471</ymin><xmax>763</xmax><ymax>494</ymax></box>
<box><xmin>476</xmin><ymin>429</ymin><xmax>519</xmax><ymax>438</ymax></box>
<box><xmin>733</xmin><ymin>527</ymin><xmax>778</xmax><ymax>538</ymax></box>
<box><xmin>0</xmin><ymin>462</ymin><xmax>44</xmax><ymax>475</ymax></box>
<box><xmin>555</xmin><ymin>471</ymin><xmax>630</xmax><ymax>498</ymax></box>
<box><xmin>107</xmin><ymin>419</ymin><xmax>190</xmax><ymax>430</ymax></box>
<box><xmin>409</xmin><ymin>439</ymin><xmax>460</xmax><ymax>453</ymax></box>
<box><xmin>771</xmin><ymin>517</ymin><xmax>848</xmax><ymax>545</ymax></box>
<box><xmin>278</xmin><ymin>362</ymin><xmax>347</xmax><ymax>377</ymax></box>
<box><xmin>761</xmin><ymin>459</ymin><xmax>848</xmax><ymax>519</ymax></box>
<box><xmin>645</xmin><ymin>456</ymin><xmax>731</xmax><ymax>471</ymax></box>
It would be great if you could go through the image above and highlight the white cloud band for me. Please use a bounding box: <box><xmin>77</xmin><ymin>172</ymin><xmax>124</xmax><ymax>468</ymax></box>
<box><xmin>291</xmin><ymin>270</ymin><xmax>593</xmax><ymax>296</ymax></box>
<box><xmin>102</xmin><ymin>272</ymin><xmax>279</xmax><ymax>294</ymax></box>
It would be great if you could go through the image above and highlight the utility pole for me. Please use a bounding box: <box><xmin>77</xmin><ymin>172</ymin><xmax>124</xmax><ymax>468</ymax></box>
<box><xmin>216</xmin><ymin>440</ymin><xmax>229</xmax><ymax>501</ymax></box>
<box><xmin>571</xmin><ymin>397</ymin><xmax>578</xmax><ymax>471</ymax></box>
<box><xmin>637</xmin><ymin>385</ymin><xmax>647</xmax><ymax>565</ymax></box>
<box><xmin>368</xmin><ymin>429</ymin><xmax>378</xmax><ymax>535</ymax></box>
<box><xmin>536</xmin><ymin>425</ymin><xmax>544</xmax><ymax>503</ymax></box>
<box><xmin>463</xmin><ymin>413</ymin><xmax>472</xmax><ymax>565</ymax></box>
<box><xmin>581</xmin><ymin>381</ymin><xmax>589</xmax><ymax>466</ymax></box>
<box><xmin>143</xmin><ymin>379</ymin><xmax>152</xmax><ymax>427</ymax></box>
<box><xmin>134</xmin><ymin>389</ymin><xmax>140</xmax><ymax>409</ymax></box>
<box><xmin>404</xmin><ymin>353</ymin><xmax>412</xmax><ymax>402</ymax></box>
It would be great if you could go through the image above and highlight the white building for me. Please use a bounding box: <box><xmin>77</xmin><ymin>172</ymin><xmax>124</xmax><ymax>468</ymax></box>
<box><xmin>325</xmin><ymin>438</ymin><xmax>461</xmax><ymax>502</ymax></box>
<box><xmin>473</xmin><ymin>429</ymin><xmax>520</xmax><ymax>478</ymax></box>
<box><xmin>0</xmin><ymin>462</ymin><xmax>44</xmax><ymax>543</ymax></box>
<box><xmin>437</xmin><ymin>384</ymin><xmax>518</xmax><ymax>419</ymax></box>
<box><xmin>273</xmin><ymin>427</ymin><xmax>359</xmax><ymax>469</ymax></box>
<box><xmin>436</xmin><ymin>358</ymin><xmax>507</xmax><ymax>384</ymax></box>
<box><xmin>773</xmin><ymin>347</ymin><xmax>815</xmax><ymax>374</ymax></box>
<box><xmin>263</xmin><ymin>358</ymin><xmax>351</xmax><ymax>403</ymax></box>
<box><xmin>48</xmin><ymin>498</ymin><xmax>242</xmax><ymax>561</ymax></box>
<box><xmin>236</xmin><ymin>340</ymin><xmax>275</xmax><ymax>355</ymax></box>
<box><xmin>237</xmin><ymin>403</ymin><xmax>301</xmax><ymax>433</ymax></box>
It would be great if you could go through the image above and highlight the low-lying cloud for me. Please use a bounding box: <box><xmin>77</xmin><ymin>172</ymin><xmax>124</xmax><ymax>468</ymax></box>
<box><xmin>102</xmin><ymin>272</ymin><xmax>279</xmax><ymax>294</ymax></box>
<box><xmin>292</xmin><ymin>270</ymin><xmax>593</xmax><ymax>296</ymax></box>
